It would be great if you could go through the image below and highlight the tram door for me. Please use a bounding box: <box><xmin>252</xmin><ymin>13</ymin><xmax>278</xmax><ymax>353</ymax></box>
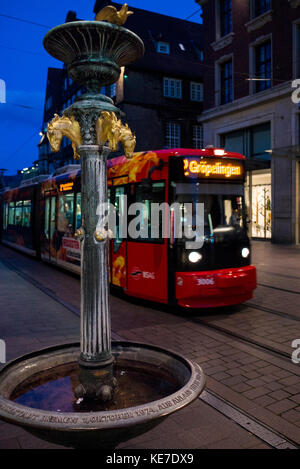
<box><xmin>110</xmin><ymin>185</ymin><xmax>127</xmax><ymax>288</ymax></box>
<box><xmin>43</xmin><ymin>194</ymin><xmax>57</xmax><ymax>263</ymax></box>
<box><xmin>126</xmin><ymin>181</ymin><xmax>168</xmax><ymax>303</ymax></box>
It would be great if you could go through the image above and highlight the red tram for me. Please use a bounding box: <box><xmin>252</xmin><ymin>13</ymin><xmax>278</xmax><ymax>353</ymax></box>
<box><xmin>0</xmin><ymin>148</ymin><xmax>257</xmax><ymax>308</ymax></box>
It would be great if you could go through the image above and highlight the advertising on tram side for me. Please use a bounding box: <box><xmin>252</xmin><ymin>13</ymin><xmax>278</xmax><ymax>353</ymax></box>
<box><xmin>0</xmin><ymin>148</ymin><xmax>257</xmax><ymax>308</ymax></box>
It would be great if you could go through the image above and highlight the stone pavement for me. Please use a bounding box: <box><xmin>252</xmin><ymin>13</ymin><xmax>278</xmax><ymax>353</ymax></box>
<box><xmin>0</xmin><ymin>241</ymin><xmax>299</xmax><ymax>449</ymax></box>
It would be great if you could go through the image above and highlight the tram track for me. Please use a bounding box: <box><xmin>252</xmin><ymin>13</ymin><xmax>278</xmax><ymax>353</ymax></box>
<box><xmin>245</xmin><ymin>301</ymin><xmax>300</xmax><ymax>323</ymax></box>
<box><xmin>2</xmin><ymin>252</ymin><xmax>300</xmax><ymax>449</ymax></box>
<box><xmin>3</xmin><ymin>255</ymin><xmax>299</xmax><ymax>359</ymax></box>
<box><xmin>188</xmin><ymin>285</ymin><xmax>300</xmax><ymax>360</ymax></box>
<box><xmin>257</xmin><ymin>282</ymin><xmax>300</xmax><ymax>296</ymax></box>
<box><xmin>191</xmin><ymin>315</ymin><xmax>292</xmax><ymax>361</ymax></box>
<box><xmin>257</xmin><ymin>270</ymin><xmax>300</xmax><ymax>282</ymax></box>
<box><xmin>0</xmin><ymin>257</ymin><xmax>81</xmax><ymax>319</ymax></box>
<box><xmin>3</xmin><ymin>254</ymin><xmax>296</xmax><ymax>364</ymax></box>
<box><xmin>200</xmin><ymin>390</ymin><xmax>298</xmax><ymax>449</ymax></box>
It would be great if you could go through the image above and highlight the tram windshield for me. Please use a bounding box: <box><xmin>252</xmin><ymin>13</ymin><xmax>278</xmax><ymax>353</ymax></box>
<box><xmin>173</xmin><ymin>183</ymin><xmax>246</xmax><ymax>238</ymax></box>
<box><xmin>170</xmin><ymin>156</ymin><xmax>247</xmax><ymax>239</ymax></box>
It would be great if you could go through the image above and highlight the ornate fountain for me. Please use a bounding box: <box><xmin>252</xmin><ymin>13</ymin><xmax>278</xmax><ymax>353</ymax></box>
<box><xmin>0</xmin><ymin>5</ymin><xmax>205</xmax><ymax>448</ymax></box>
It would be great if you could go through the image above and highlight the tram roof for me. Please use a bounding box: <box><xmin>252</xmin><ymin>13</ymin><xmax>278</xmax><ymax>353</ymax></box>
<box><xmin>145</xmin><ymin>148</ymin><xmax>245</xmax><ymax>160</ymax></box>
<box><xmin>108</xmin><ymin>148</ymin><xmax>245</xmax><ymax>168</ymax></box>
<box><xmin>1</xmin><ymin>149</ymin><xmax>245</xmax><ymax>194</ymax></box>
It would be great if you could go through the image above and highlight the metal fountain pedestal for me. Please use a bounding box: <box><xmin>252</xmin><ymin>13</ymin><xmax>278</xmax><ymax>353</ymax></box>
<box><xmin>0</xmin><ymin>6</ymin><xmax>205</xmax><ymax>449</ymax></box>
<box><xmin>75</xmin><ymin>144</ymin><xmax>116</xmax><ymax>402</ymax></box>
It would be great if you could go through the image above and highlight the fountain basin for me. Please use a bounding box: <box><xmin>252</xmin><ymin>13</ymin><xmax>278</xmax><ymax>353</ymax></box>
<box><xmin>43</xmin><ymin>21</ymin><xmax>145</xmax><ymax>90</ymax></box>
<box><xmin>0</xmin><ymin>342</ymin><xmax>205</xmax><ymax>448</ymax></box>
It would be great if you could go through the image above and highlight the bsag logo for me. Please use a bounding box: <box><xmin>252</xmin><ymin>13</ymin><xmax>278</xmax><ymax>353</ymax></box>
<box><xmin>131</xmin><ymin>268</ymin><xmax>142</xmax><ymax>280</ymax></box>
<box><xmin>143</xmin><ymin>271</ymin><xmax>155</xmax><ymax>280</ymax></box>
<box><xmin>130</xmin><ymin>268</ymin><xmax>155</xmax><ymax>280</ymax></box>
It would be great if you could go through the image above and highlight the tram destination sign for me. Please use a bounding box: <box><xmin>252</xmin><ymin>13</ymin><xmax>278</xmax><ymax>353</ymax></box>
<box><xmin>182</xmin><ymin>157</ymin><xmax>244</xmax><ymax>181</ymax></box>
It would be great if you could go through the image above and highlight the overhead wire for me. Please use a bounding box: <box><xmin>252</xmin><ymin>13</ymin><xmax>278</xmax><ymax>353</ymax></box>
<box><xmin>0</xmin><ymin>13</ymin><xmax>50</xmax><ymax>29</ymax></box>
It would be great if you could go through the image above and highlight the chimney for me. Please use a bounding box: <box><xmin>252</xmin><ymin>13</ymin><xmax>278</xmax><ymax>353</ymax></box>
<box><xmin>93</xmin><ymin>0</ymin><xmax>113</xmax><ymax>15</ymax></box>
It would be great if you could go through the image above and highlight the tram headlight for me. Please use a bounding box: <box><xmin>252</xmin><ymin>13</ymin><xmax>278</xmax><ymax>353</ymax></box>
<box><xmin>241</xmin><ymin>247</ymin><xmax>250</xmax><ymax>258</ymax></box>
<box><xmin>188</xmin><ymin>252</ymin><xmax>202</xmax><ymax>263</ymax></box>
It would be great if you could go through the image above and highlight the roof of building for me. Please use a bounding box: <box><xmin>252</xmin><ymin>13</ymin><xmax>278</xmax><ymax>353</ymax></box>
<box><xmin>2</xmin><ymin>175</ymin><xmax>22</xmax><ymax>190</ymax></box>
<box><xmin>93</xmin><ymin>1</ymin><xmax>203</xmax><ymax>78</ymax></box>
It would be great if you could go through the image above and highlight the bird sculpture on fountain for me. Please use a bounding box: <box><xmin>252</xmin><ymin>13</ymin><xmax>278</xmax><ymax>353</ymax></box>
<box><xmin>95</xmin><ymin>3</ymin><xmax>134</xmax><ymax>26</ymax></box>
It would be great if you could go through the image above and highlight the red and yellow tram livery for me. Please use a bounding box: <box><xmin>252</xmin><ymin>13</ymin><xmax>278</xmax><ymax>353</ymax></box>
<box><xmin>0</xmin><ymin>148</ymin><xmax>256</xmax><ymax>308</ymax></box>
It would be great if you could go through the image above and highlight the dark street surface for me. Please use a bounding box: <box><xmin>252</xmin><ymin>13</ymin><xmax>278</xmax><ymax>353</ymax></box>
<box><xmin>0</xmin><ymin>241</ymin><xmax>299</xmax><ymax>449</ymax></box>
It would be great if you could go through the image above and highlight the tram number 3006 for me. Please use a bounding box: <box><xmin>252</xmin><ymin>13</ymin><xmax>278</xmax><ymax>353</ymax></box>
<box><xmin>196</xmin><ymin>278</ymin><xmax>215</xmax><ymax>286</ymax></box>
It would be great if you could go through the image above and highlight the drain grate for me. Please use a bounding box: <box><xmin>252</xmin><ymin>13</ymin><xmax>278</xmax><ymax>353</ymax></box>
<box><xmin>200</xmin><ymin>390</ymin><xmax>298</xmax><ymax>449</ymax></box>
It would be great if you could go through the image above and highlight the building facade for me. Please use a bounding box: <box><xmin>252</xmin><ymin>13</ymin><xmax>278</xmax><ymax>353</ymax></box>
<box><xmin>38</xmin><ymin>3</ymin><xmax>204</xmax><ymax>173</ymax></box>
<box><xmin>197</xmin><ymin>0</ymin><xmax>300</xmax><ymax>244</ymax></box>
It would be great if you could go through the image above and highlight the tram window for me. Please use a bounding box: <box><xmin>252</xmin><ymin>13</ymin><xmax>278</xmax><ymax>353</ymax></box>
<box><xmin>22</xmin><ymin>200</ymin><xmax>31</xmax><ymax>228</ymax></box>
<box><xmin>2</xmin><ymin>203</ymin><xmax>8</xmax><ymax>229</ymax></box>
<box><xmin>75</xmin><ymin>193</ymin><xmax>81</xmax><ymax>230</ymax></box>
<box><xmin>174</xmin><ymin>184</ymin><xmax>245</xmax><ymax>237</ymax></box>
<box><xmin>50</xmin><ymin>197</ymin><xmax>56</xmax><ymax>239</ymax></box>
<box><xmin>113</xmin><ymin>186</ymin><xmax>125</xmax><ymax>251</ymax></box>
<box><xmin>8</xmin><ymin>202</ymin><xmax>15</xmax><ymax>225</ymax></box>
<box><xmin>224</xmin><ymin>197</ymin><xmax>243</xmax><ymax>228</ymax></box>
<box><xmin>15</xmin><ymin>201</ymin><xmax>23</xmax><ymax>226</ymax></box>
<box><xmin>58</xmin><ymin>193</ymin><xmax>74</xmax><ymax>235</ymax></box>
<box><xmin>130</xmin><ymin>182</ymin><xmax>165</xmax><ymax>242</ymax></box>
<box><xmin>45</xmin><ymin>198</ymin><xmax>50</xmax><ymax>239</ymax></box>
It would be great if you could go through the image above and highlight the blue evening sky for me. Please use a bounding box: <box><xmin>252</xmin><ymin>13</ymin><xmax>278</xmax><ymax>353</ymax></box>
<box><xmin>0</xmin><ymin>1</ymin><xmax>202</xmax><ymax>175</ymax></box>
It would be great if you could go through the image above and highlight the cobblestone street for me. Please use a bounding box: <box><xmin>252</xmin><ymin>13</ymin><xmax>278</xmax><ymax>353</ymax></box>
<box><xmin>0</xmin><ymin>241</ymin><xmax>299</xmax><ymax>449</ymax></box>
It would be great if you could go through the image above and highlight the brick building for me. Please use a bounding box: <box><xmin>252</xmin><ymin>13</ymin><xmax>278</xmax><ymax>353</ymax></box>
<box><xmin>197</xmin><ymin>0</ymin><xmax>300</xmax><ymax>244</ymax></box>
<box><xmin>38</xmin><ymin>3</ymin><xmax>204</xmax><ymax>173</ymax></box>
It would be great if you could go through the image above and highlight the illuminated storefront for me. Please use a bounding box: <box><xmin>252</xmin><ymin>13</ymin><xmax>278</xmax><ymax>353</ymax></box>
<box><xmin>245</xmin><ymin>170</ymin><xmax>272</xmax><ymax>239</ymax></box>
<box><xmin>221</xmin><ymin>123</ymin><xmax>271</xmax><ymax>240</ymax></box>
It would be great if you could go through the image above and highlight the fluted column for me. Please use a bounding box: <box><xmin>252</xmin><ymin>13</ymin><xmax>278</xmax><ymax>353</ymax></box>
<box><xmin>78</xmin><ymin>144</ymin><xmax>113</xmax><ymax>367</ymax></box>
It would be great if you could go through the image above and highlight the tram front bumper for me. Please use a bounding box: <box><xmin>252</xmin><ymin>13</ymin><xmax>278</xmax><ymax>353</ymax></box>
<box><xmin>176</xmin><ymin>266</ymin><xmax>257</xmax><ymax>308</ymax></box>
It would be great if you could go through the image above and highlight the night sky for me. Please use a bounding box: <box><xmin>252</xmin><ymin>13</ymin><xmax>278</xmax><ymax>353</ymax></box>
<box><xmin>0</xmin><ymin>1</ymin><xmax>202</xmax><ymax>175</ymax></box>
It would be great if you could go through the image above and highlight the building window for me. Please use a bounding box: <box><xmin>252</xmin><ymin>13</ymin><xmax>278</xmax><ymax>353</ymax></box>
<box><xmin>39</xmin><ymin>143</ymin><xmax>48</xmax><ymax>158</ymax></box>
<box><xmin>163</xmin><ymin>78</ymin><xmax>182</xmax><ymax>99</ymax></box>
<box><xmin>221</xmin><ymin>122</ymin><xmax>271</xmax><ymax>161</ymax></box>
<box><xmin>157</xmin><ymin>42</ymin><xmax>170</xmax><ymax>54</ymax></box>
<box><xmin>193</xmin><ymin>125</ymin><xmax>204</xmax><ymax>149</ymax></box>
<box><xmin>45</xmin><ymin>96</ymin><xmax>53</xmax><ymax>111</ymax></box>
<box><xmin>110</xmin><ymin>83</ymin><xmax>117</xmax><ymax>98</ymax></box>
<box><xmin>165</xmin><ymin>123</ymin><xmax>181</xmax><ymax>148</ymax></box>
<box><xmin>252</xmin><ymin>0</ymin><xmax>271</xmax><ymax>18</ymax></box>
<box><xmin>254</xmin><ymin>41</ymin><xmax>271</xmax><ymax>92</ymax></box>
<box><xmin>293</xmin><ymin>22</ymin><xmax>300</xmax><ymax>78</ymax></box>
<box><xmin>220</xmin><ymin>60</ymin><xmax>233</xmax><ymax>104</ymax></box>
<box><xmin>190</xmin><ymin>82</ymin><xmax>203</xmax><ymax>102</ymax></box>
<box><xmin>220</xmin><ymin>0</ymin><xmax>232</xmax><ymax>37</ymax></box>
<box><xmin>251</xmin><ymin>123</ymin><xmax>271</xmax><ymax>160</ymax></box>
